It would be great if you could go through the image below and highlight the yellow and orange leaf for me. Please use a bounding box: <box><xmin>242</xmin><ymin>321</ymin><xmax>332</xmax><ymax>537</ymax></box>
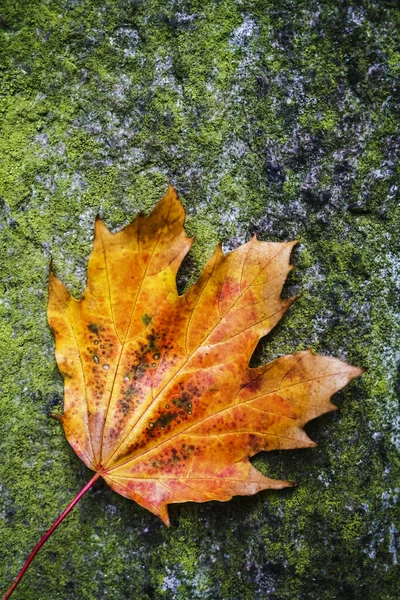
<box><xmin>48</xmin><ymin>186</ymin><xmax>362</xmax><ymax>525</ymax></box>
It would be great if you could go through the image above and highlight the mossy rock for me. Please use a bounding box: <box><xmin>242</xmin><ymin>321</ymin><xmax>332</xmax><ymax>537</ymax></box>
<box><xmin>0</xmin><ymin>1</ymin><xmax>399</xmax><ymax>599</ymax></box>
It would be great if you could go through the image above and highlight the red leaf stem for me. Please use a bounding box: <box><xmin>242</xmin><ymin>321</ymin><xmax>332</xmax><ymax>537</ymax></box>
<box><xmin>3</xmin><ymin>471</ymin><xmax>101</xmax><ymax>600</ymax></box>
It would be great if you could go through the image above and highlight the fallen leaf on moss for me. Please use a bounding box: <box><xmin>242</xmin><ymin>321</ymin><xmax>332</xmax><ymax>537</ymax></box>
<box><xmin>4</xmin><ymin>186</ymin><xmax>364</xmax><ymax>599</ymax></box>
<box><xmin>48</xmin><ymin>185</ymin><xmax>363</xmax><ymax>525</ymax></box>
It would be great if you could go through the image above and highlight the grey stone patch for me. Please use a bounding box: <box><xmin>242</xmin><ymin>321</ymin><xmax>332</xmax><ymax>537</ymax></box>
<box><xmin>230</xmin><ymin>16</ymin><xmax>258</xmax><ymax>48</ymax></box>
<box><xmin>162</xmin><ymin>570</ymin><xmax>182</xmax><ymax>593</ymax></box>
<box><xmin>152</xmin><ymin>54</ymin><xmax>183</xmax><ymax>93</ymax></box>
<box><xmin>174</xmin><ymin>11</ymin><xmax>198</xmax><ymax>25</ymax></box>
<box><xmin>109</xmin><ymin>27</ymin><xmax>139</xmax><ymax>58</ymax></box>
<box><xmin>389</xmin><ymin>522</ymin><xmax>398</xmax><ymax>565</ymax></box>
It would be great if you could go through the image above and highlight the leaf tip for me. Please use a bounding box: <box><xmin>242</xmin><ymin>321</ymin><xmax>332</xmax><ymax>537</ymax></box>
<box><xmin>166</xmin><ymin>182</ymin><xmax>180</xmax><ymax>203</ymax></box>
<box><xmin>49</xmin><ymin>413</ymin><xmax>64</xmax><ymax>423</ymax></box>
<box><xmin>284</xmin><ymin>295</ymin><xmax>299</xmax><ymax>311</ymax></box>
<box><xmin>94</xmin><ymin>215</ymin><xmax>108</xmax><ymax>234</ymax></box>
<box><xmin>159</xmin><ymin>505</ymin><xmax>171</xmax><ymax>527</ymax></box>
<box><xmin>353</xmin><ymin>366</ymin><xmax>366</xmax><ymax>377</ymax></box>
<box><xmin>341</xmin><ymin>364</ymin><xmax>365</xmax><ymax>385</ymax></box>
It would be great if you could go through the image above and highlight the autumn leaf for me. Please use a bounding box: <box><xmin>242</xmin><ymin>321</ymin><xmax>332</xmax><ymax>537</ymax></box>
<box><xmin>3</xmin><ymin>185</ymin><xmax>363</xmax><ymax>599</ymax></box>
<box><xmin>48</xmin><ymin>185</ymin><xmax>362</xmax><ymax>525</ymax></box>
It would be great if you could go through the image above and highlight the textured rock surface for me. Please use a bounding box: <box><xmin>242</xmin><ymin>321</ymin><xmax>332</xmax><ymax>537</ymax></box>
<box><xmin>0</xmin><ymin>1</ymin><xmax>399</xmax><ymax>599</ymax></box>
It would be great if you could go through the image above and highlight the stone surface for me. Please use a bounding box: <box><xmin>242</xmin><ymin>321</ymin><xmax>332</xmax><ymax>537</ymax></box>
<box><xmin>0</xmin><ymin>1</ymin><xmax>399</xmax><ymax>599</ymax></box>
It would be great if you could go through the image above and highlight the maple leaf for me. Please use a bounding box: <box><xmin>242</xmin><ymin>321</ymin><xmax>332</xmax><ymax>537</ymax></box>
<box><xmin>47</xmin><ymin>185</ymin><xmax>363</xmax><ymax>526</ymax></box>
<box><xmin>3</xmin><ymin>186</ymin><xmax>364</xmax><ymax>600</ymax></box>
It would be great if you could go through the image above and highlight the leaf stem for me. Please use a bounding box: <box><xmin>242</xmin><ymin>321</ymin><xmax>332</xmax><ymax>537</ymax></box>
<box><xmin>2</xmin><ymin>471</ymin><xmax>102</xmax><ymax>600</ymax></box>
